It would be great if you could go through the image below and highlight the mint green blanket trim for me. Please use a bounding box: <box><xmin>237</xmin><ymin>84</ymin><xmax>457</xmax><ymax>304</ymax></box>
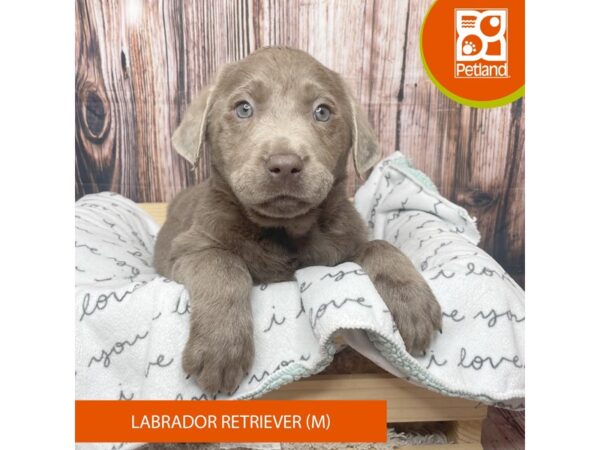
<box><xmin>387</xmin><ymin>153</ymin><xmax>439</xmax><ymax>193</ymax></box>
<box><xmin>236</xmin><ymin>305</ymin><xmax>521</xmax><ymax>407</ymax></box>
<box><xmin>366</xmin><ymin>331</ymin><xmax>523</xmax><ymax>407</ymax></box>
<box><xmin>238</xmin><ymin>337</ymin><xmax>337</xmax><ymax>400</ymax></box>
<box><xmin>240</xmin><ymin>326</ymin><xmax>523</xmax><ymax>408</ymax></box>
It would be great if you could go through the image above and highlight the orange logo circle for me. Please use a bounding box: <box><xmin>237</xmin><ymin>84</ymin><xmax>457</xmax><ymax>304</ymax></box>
<box><xmin>420</xmin><ymin>0</ymin><xmax>524</xmax><ymax>107</ymax></box>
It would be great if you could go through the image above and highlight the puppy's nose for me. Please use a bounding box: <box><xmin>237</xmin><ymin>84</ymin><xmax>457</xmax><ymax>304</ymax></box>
<box><xmin>266</xmin><ymin>154</ymin><xmax>304</xmax><ymax>179</ymax></box>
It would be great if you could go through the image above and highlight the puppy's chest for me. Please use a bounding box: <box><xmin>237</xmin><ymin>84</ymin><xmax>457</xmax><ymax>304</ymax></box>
<box><xmin>242</xmin><ymin>227</ymin><xmax>345</xmax><ymax>284</ymax></box>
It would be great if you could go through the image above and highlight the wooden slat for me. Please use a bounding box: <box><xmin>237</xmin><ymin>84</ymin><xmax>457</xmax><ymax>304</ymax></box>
<box><xmin>262</xmin><ymin>374</ymin><xmax>486</xmax><ymax>423</ymax></box>
<box><xmin>449</xmin><ymin>420</ymin><xmax>484</xmax><ymax>444</ymax></box>
<box><xmin>139</xmin><ymin>202</ymin><xmax>167</xmax><ymax>225</ymax></box>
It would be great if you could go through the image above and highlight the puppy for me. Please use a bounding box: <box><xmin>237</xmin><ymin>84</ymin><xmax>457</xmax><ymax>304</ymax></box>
<box><xmin>154</xmin><ymin>47</ymin><xmax>441</xmax><ymax>394</ymax></box>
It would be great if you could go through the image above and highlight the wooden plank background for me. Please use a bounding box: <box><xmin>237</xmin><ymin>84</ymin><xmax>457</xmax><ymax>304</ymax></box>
<box><xmin>75</xmin><ymin>0</ymin><xmax>524</xmax><ymax>285</ymax></box>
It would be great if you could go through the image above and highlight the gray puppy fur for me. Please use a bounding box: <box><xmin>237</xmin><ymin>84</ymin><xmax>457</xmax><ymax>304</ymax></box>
<box><xmin>154</xmin><ymin>47</ymin><xmax>442</xmax><ymax>394</ymax></box>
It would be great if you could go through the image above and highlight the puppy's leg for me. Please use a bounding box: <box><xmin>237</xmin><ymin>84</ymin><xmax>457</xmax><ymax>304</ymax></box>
<box><xmin>171</xmin><ymin>248</ymin><xmax>254</xmax><ymax>394</ymax></box>
<box><xmin>353</xmin><ymin>240</ymin><xmax>442</xmax><ymax>355</ymax></box>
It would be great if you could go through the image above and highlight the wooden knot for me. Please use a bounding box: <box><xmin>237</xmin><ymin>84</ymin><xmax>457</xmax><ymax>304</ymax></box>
<box><xmin>458</xmin><ymin>189</ymin><xmax>495</xmax><ymax>208</ymax></box>
<box><xmin>78</xmin><ymin>82</ymin><xmax>110</xmax><ymax>142</ymax></box>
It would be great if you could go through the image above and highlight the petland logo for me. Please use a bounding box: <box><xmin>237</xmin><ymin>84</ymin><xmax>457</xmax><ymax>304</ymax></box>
<box><xmin>455</xmin><ymin>9</ymin><xmax>508</xmax><ymax>78</ymax></box>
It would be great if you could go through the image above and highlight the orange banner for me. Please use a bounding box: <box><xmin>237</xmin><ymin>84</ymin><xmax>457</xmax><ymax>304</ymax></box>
<box><xmin>75</xmin><ymin>400</ymin><xmax>387</xmax><ymax>443</ymax></box>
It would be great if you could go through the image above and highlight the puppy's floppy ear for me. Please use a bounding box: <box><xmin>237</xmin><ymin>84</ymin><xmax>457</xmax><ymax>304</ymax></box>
<box><xmin>345</xmin><ymin>87</ymin><xmax>382</xmax><ymax>179</ymax></box>
<box><xmin>171</xmin><ymin>85</ymin><xmax>215</xmax><ymax>168</ymax></box>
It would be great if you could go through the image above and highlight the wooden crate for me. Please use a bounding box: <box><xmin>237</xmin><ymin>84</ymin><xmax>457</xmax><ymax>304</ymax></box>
<box><xmin>139</xmin><ymin>202</ymin><xmax>486</xmax><ymax>449</ymax></box>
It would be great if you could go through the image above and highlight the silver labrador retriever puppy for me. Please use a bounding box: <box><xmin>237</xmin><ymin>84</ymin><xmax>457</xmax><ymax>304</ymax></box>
<box><xmin>154</xmin><ymin>47</ymin><xmax>442</xmax><ymax>394</ymax></box>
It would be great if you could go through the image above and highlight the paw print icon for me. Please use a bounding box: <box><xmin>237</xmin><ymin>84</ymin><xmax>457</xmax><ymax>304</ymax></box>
<box><xmin>462</xmin><ymin>39</ymin><xmax>479</xmax><ymax>56</ymax></box>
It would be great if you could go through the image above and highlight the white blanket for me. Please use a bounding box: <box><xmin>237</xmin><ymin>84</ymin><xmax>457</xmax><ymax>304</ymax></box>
<box><xmin>75</xmin><ymin>153</ymin><xmax>524</xmax><ymax>448</ymax></box>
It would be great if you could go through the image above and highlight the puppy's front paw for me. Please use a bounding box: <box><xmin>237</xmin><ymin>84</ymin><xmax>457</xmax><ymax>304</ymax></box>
<box><xmin>375</xmin><ymin>271</ymin><xmax>442</xmax><ymax>355</ymax></box>
<box><xmin>182</xmin><ymin>323</ymin><xmax>254</xmax><ymax>394</ymax></box>
<box><xmin>355</xmin><ymin>240</ymin><xmax>442</xmax><ymax>355</ymax></box>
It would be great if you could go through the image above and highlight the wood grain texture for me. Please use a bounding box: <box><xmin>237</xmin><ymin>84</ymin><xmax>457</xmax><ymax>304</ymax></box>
<box><xmin>76</xmin><ymin>0</ymin><xmax>524</xmax><ymax>284</ymax></box>
<box><xmin>261</xmin><ymin>373</ymin><xmax>487</xmax><ymax>423</ymax></box>
<box><xmin>481</xmin><ymin>408</ymin><xmax>524</xmax><ymax>450</ymax></box>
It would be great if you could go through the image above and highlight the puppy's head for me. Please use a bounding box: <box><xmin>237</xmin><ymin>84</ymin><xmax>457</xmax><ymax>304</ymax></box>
<box><xmin>173</xmin><ymin>47</ymin><xmax>380</xmax><ymax>220</ymax></box>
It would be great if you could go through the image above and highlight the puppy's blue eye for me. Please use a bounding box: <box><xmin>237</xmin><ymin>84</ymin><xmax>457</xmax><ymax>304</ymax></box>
<box><xmin>235</xmin><ymin>101</ymin><xmax>253</xmax><ymax>119</ymax></box>
<box><xmin>314</xmin><ymin>104</ymin><xmax>331</xmax><ymax>122</ymax></box>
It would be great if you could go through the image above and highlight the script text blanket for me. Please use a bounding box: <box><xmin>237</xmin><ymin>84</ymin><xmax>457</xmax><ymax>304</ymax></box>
<box><xmin>75</xmin><ymin>153</ymin><xmax>524</xmax><ymax>448</ymax></box>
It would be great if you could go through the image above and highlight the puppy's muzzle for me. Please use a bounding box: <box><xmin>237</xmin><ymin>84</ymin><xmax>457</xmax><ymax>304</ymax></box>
<box><xmin>266</xmin><ymin>153</ymin><xmax>304</xmax><ymax>184</ymax></box>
